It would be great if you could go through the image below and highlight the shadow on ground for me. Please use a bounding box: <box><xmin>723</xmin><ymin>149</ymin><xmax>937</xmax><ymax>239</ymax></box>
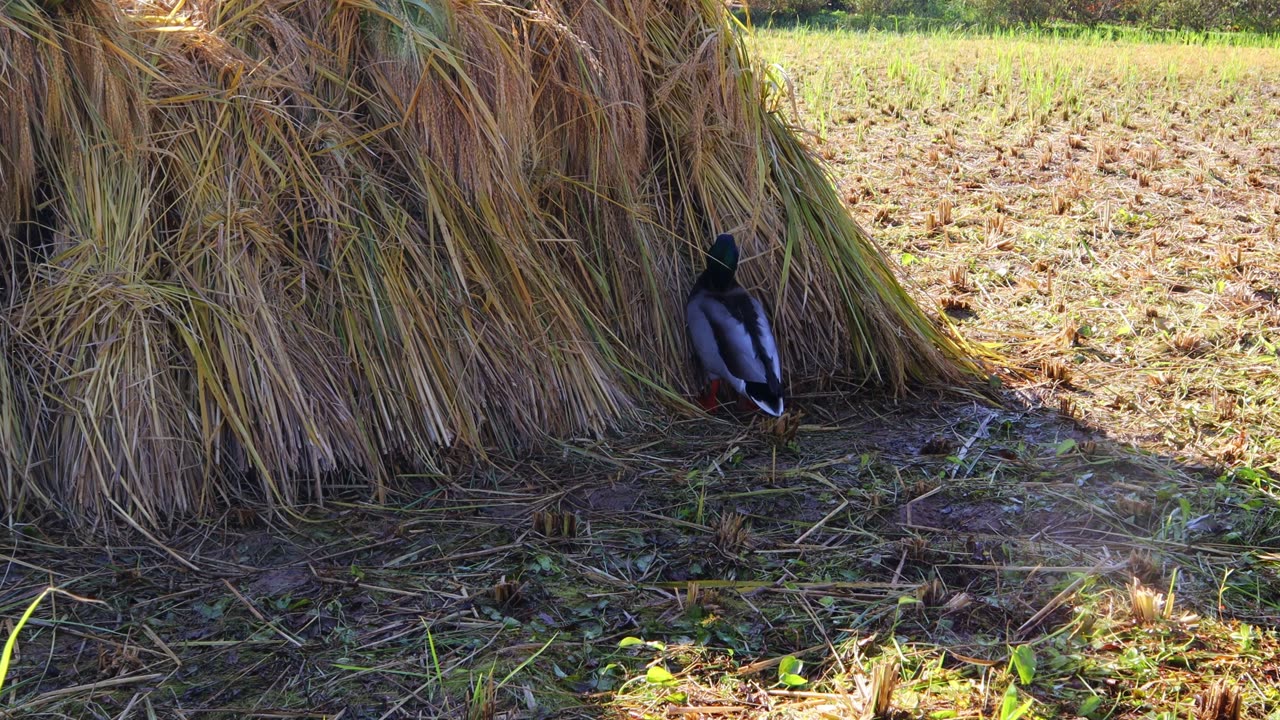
<box><xmin>2</xmin><ymin>387</ymin><xmax>1278</xmax><ymax>718</ymax></box>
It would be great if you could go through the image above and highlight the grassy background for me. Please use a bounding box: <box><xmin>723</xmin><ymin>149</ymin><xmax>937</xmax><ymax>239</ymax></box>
<box><xmin>740</xmin><ymin>0</ymin><xmax>1279</xmax><ymax>34</ymax></box>
<box><xmin>2</xmin><ymin>16</ymin><xmax>1279</xmax><ymax>719</ymax></box>
<box><xmin>748</xmin><ymin>11</ymin><xmax>1280</xmax><ymax>48</ymax></box>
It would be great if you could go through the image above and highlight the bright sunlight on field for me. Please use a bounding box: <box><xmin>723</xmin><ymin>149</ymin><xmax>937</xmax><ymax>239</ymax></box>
<box><xmin>755</xmin><ymin>24</ymin><xmax>1280</xmax><ymax>477</ymax></box>
<box><xmin>4</xmin><ymin>19</ymin><xmax>1280</xmax><ymax>720</ymax></box>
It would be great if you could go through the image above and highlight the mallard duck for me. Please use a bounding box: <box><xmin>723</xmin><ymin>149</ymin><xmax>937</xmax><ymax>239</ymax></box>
<box><xmin>685</xmin><ymin>233</ymin><xmax>784</xmax><ymax>417</ymax></box>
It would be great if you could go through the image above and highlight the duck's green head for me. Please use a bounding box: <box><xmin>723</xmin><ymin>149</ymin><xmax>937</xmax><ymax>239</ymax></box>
<box><xmin>707</xmin><ymin>233</ymin><xmax>739</xmax><ymax>274</ymax></box>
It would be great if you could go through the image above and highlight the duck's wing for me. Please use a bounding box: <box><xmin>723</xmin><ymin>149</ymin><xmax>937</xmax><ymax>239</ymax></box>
<box><xmin>748</xmin><ymin>294</ymin><xmax>783</xmax><ymax>396</ymax></box>
<box><xmin>687</xmin><ymin>290</ymin><xmax>733</xmax><ymax>383</ymax></box>
<box><xmin>687</xmin><ymin>288</ymin><xmax>771</xmax><ymax>387</ymax></box>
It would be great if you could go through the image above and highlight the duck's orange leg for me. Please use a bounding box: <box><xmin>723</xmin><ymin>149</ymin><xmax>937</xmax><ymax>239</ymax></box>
<box><xmin>734</xmin><ymin>393</ymin><xmax>755</xmax><ymax>412</ymax></box>
<box><xmin>698</xmin><ymin>379</ymin><xmax>721</xmax><ymax>411</ymax></box>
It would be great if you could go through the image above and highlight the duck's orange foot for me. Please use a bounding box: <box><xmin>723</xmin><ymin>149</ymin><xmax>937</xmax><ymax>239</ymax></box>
<box><xmin>734</xmin><ymin>394</ymin><xmax>756</xmax><ymax>413</ymax></box>
<box><xmin>697</xmin><ymin>379</ymin><xmax>721</xmax><ymax>412</ymax></box>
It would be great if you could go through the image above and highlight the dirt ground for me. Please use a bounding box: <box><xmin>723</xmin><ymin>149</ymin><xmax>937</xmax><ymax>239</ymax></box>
<box><xmin>3</xmin><ymin>388</ymin><xmax>1277</xmax><ymax>718</ymax></box>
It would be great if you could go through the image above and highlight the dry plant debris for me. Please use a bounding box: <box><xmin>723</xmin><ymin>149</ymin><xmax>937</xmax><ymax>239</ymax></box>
<box><xmin>1</xmin><ymin>393</ymin><xmax>1276</xmax><ymax>717</ymax></box>
<box><xmin>763</xmin><ymin>23</ymin><xmax>1280</xmax><ymax>476</ymax></box>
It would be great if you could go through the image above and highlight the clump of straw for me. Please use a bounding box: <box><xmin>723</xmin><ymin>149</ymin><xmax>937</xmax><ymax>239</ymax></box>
<box><xmin>0</xmin><ymin>0</ymin><xmax>981</xmax><ymax>529</ymax></box>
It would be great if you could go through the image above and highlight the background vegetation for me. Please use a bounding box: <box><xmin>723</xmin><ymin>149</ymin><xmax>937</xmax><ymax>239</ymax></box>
<box><xmin>744</xmin><ymin>0</ymin><xmax>1280</xmax><ymax>33</ymax></box>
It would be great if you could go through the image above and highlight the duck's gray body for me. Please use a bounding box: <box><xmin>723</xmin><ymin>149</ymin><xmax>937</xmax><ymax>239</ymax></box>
<box><xmin>685</xmin><ymin>234</ymin><xmax>784</xmax><ymax>417</ymax></box>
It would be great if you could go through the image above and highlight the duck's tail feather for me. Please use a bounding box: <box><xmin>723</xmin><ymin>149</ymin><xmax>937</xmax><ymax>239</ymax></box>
<box><xmin>743</xmin><ymin>381</ymin><xmax>784</xmax><ymax>417</ymax></box>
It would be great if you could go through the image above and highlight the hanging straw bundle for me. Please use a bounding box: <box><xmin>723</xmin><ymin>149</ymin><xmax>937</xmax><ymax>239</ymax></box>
<box><xmin>0</xmin><ymin>0</ymin><xmax>981</xmax><ymax>530</ymax></box>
